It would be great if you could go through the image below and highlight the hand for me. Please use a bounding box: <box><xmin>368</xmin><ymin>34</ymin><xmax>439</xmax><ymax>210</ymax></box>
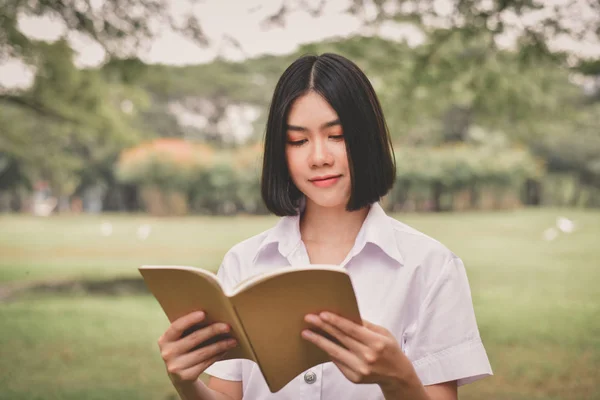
<box><xmin>157</xmin><ymin>311</ymin><xmax>238</xmax><ymax>384</ymax></box>
<box><xmin>302</xmin><ymin>312</ymin><xmax>415</xmax><ymax>393</ymax></box>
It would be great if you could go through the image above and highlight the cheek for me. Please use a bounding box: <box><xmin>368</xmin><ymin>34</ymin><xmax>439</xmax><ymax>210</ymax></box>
<box><xmin>335</xmin><ymin>144</ymin><xmax>349</xmax><ymax>168</ymax></box>
<box><xmin>285</xmin><ymin>149</ymin><xmax>302</xmax><ymax>177</ymax></box>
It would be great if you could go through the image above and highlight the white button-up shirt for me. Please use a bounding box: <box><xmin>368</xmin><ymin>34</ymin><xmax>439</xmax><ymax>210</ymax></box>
<box><xmin>205</xmin><ymin>203</ymin><xmax>492</xmax><ymax>399</ymax></box>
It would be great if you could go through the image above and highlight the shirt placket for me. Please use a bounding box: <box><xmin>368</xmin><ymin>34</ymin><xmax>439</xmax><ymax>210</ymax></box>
<box><xmin>299</xmin><ymin>365</ymin><xmax>323</xmax><ymax>399</ymax></box>
<box><xmin>288</xmin><ymin>243</ymin><xmax>324</xmax><ymax>400</ymax></box>
<box><xmin>287</xmin><ymin>241</ymin><xmax>309</xmax><ymax>267</ymax></box>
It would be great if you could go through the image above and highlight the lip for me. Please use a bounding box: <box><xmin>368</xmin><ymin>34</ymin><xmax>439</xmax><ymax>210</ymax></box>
<box><xmin>310</xmin><ymin>174</ymin><xmax>342</xmax><ymax>182</ymax></box>
<box><xmin>309</xmin><ymin>174</ymin><xmax>342</xmax><ymax>188</ymax></box>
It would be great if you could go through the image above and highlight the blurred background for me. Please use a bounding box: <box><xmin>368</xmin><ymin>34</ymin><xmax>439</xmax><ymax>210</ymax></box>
<box><xmin>0</xmin><ymin>0</ymin><xmax>599</xmax><ymax>399</ymax></box>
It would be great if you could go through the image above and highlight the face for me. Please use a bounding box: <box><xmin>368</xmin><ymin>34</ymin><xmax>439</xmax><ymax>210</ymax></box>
<box><xmin>285</xmin><ymin>91</ymin><xmax>351</xmax><ymax>210</ymax></box>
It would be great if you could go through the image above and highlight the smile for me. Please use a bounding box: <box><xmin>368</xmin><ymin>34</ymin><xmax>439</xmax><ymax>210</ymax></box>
<box><xmin>309</xmin><ymin>175</ymin><xmax>342</xmax><ymax>188</ymax></box>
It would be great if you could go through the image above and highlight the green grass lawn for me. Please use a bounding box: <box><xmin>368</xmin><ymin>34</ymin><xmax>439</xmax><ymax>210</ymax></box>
<box><xmin>0</xmin><ymin>208</ymin><xmax>599</xmax><ymax>400</ymax></box>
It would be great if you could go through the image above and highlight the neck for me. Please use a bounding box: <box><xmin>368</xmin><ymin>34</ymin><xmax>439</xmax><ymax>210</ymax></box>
<box><xmin>300</xmin><ymin>199</ymin><xmax>370</xmax><ymax>245</ymax></box>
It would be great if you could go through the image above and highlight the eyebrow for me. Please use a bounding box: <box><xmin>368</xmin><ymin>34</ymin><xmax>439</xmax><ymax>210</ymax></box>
<box><xmin>286</xmin><ymin>119</ymin><xmax>341</xmax><ymax>132</ymax></box>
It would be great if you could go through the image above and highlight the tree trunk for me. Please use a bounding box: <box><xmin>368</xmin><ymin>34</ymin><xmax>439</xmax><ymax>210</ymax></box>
<box><xmin>432</xmin><ymin>181</ymin><xmax>443</xmax><ymax>212</ymax></box>
<box><xmin>393</xmin><ymin>181</ymin><xmax>410</xmax><ymax>212</ymax></box>
<box><xmin>524</xmin><ymin>178</ymin><xmax>541</xmax><ymax>206</ymax></box>
<box><xmin>469</xmin><ymin>183</ymin><xmax>479</xmax><ymax>209</ymax></box>
<box><xmin>571</xmin><ymin>175</ymin><xmax>583</xmax><ymax>207</ymax></box>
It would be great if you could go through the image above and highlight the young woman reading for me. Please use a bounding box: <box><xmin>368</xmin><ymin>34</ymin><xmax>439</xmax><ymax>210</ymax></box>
<box><xmin>156</xmin><ymin>53</ymin><xmax>492</xmax><ymax>400</ymax></box>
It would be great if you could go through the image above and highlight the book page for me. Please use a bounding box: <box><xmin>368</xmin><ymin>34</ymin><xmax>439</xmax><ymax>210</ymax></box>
<box><xmin>139</xmin><ymin>266</ymin><xmax>256</xmax><ymax>362</ymax></box>
<box><xmin>230</xmin><ymin>268</ymin><xmax>361</xmax><ymax>392</ymax></box>
<box><xmin>229</xmin><ymin>264</ymin><xmax>345</xmax><ymax>296</ymax></box>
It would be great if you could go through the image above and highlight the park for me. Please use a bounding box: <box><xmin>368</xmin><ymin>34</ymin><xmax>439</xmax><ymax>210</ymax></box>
<box><xmin>1</xmin><ymin>0</ymin><xmax>599</xmax><ymax>399</ymax></box>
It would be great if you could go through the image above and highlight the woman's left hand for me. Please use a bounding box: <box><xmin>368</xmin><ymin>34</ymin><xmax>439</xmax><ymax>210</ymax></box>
<box><xmin>302</xmin><ymin>312</ymin><xmax>417</xmax><ymax>395</ymax></box>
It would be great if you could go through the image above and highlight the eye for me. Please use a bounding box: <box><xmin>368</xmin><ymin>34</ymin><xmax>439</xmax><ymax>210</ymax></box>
<box><xmin>329</xmin><ymin>134</ymin><xmax>344</xmax><ymax>141</ymax></box>
<box><xmin>287</xmin><ymin>139</ymin><xmax>307</xmax><ymax>146</ymax></box>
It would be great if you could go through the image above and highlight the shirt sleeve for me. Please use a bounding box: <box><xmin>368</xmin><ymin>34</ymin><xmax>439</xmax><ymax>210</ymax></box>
<box><xmin>204</xmin><ymin>250</ymin><xmax>244</xmax><ymax>382</ymax></box>
<box><xmin>405</xmin><ymin>256</ymin><xmax>493</xmax><ymax>387</ymax></box>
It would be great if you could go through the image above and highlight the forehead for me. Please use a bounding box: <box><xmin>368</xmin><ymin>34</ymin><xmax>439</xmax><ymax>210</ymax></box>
<box><xmin>287</xmin><ymin>92</ymin><xmax>339</xmax><ymax>125</ymax></box>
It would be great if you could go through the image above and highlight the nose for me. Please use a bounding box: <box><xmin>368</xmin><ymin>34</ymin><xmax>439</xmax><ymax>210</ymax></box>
<box><xmin>309</xmin><ymin>137</ymin><xmax>334</xmax><ymax>167</ymax></box>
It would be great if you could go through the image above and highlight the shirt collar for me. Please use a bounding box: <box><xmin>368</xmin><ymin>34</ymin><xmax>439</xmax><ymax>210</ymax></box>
<box><xmin>252</xmin><ymin>211</ymin><xmax>301</xmax><ymax>264</ymax></box>
<box><xmin>254</xmin><ymin>202</ymin><xmax>404</xmax><ymax>266</ymax></box>
<box><xmin>353</xmin><ymin>202</ymin><xmax>404</xmax><ymax>265</ymax></box>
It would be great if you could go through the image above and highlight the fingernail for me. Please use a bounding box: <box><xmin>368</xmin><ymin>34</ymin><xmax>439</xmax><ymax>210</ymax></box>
<box><xmin>320</xmin><ymin>312</ymin><xmax>330</xmax><ymax>321</ymax></box>
<box><xmin>227</xmin><ymin>339</ymin><xmax>237</xmax><ymax>346</ymax></box>
<box><xmin>305</xmin><ymin>314</ymin><xmax>319</xmax><ymax>323</ymax></box>
<box><xmin>196</xmin><ymin>311</ymin><xmax>205</xmax><ymax>318</ymax></box>
<box><xmin>302</xmin><ymin>330</ymin><xmax>314</xmax><ymax>338</ymax></box>
<box><xmin>220</xmin><ymin>324</ymin><xmax>230</xmax><ymax>332</ymax></box>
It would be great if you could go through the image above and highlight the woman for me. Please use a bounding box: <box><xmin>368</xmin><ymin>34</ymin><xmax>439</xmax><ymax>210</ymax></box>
<box><xmin>157</xmin><ymin>53</ymin><xmax>492</xmax><ymax>400</ymax></box>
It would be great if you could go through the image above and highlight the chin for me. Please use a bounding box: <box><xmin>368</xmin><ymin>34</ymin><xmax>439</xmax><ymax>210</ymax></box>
<box><xmin>304</xmin><ymin>192</ymin><xmax>349</xmax><ymax>210</ymax></box>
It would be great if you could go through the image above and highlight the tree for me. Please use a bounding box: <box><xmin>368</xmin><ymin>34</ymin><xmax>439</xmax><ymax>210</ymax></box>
<box><xmin>1</xmin><ymin>0</ymin><xmax>599</xmax><ymax>209</ymax></box>
<box><xmin>0</xmin><ymin>38</ymin><xmax>148</xmax><ymax>202</ymax></box>
<box><xmin>2</xmin><ymin>0</ymin><xmax>599</xmax><ymax>121</ymax></box>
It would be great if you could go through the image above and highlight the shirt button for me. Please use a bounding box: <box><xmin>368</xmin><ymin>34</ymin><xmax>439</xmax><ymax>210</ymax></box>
<box><xmin>304</xmin><ymin>371</ymin><xmax>317</xmax><ymax>384</ymax></box>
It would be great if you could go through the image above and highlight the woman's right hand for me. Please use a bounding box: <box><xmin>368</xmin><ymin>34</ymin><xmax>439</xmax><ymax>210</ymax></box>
<box><xmin>157</xmin><ymin>311</ymin><xmax>238</xmax><ymax>384</ymax></box>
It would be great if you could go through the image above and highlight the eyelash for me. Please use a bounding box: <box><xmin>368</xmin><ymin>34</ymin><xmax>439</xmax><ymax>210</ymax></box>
<box><xmin>287</xmin><ymin>140</ymin><xmax>306</xmax><ymax>147</ymax></box>
<box><xmin>287</xmin><ymin>135</ymin><xmax>344</xmax><ymax>147</ymax></box>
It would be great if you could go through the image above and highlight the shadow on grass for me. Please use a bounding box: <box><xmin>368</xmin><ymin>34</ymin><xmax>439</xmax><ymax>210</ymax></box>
<box><xmin>0</xmin><ymin>277</ymin><xmax>149</xmax><ymax>302</ymax></box>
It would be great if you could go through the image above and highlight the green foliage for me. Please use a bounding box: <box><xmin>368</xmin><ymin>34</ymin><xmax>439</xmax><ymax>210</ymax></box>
<box><xmin>396</xmin><ymin>145</ymin><xmax>537</xmax><ymax>189</ymax></box>
<box><xmin>531</xmin><ymin>105</ymin><xmax>600</xmax><ymax>179</ymax></box>
<box><xmin>391</xmin><ymin>141</ymin><xmax>542</xmax><ymax>211</ymax></box>
<box><xmin>113</xmin><ymin>134</ymin><xmax>542</xmax><ymax>214</ymax></box>
<box><xmin>0</xmin><ymin>39</ymin><xmax>150</xmax><ymax>197</ymax></box>
<box><xmin>190</xmin><ymin>160</ymin><xmax>240</xmax><ymax>214</ymax></box>
<box><xmin>0</xmin><ymin>0</ymin><xmax>208</xmax><ymax>63</ymax></box>
<box><xmin>1</xmin><ymin>0</ymin><xmax>599</xmax><ymax>208</ymax></box>
<box><xmin>114</xmin><ymin>140</ymin><xmax>265</xmax><ymax>215</ymax></box>
<box><xmin>117</xmin><ymin>152</ymin><xmax>195</xmax><ymax>193</ymax></box>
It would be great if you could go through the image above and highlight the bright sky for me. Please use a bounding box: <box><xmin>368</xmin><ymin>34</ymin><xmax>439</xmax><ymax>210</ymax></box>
<box><xmin>0</xmin><ymin>0</ymin><xmax>598</xmax><ymax>89</ymax></box>
<box><xmin>1</xmin><ymin>0</ymin><xmax>423</xmax><ymax>88</ymax></box>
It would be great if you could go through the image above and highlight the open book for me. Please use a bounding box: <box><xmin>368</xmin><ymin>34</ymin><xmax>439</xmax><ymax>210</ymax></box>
<box><xmin>139</xmin><ymin>264</ymin><xmax>362</xmax><ymax>392</ymax></box>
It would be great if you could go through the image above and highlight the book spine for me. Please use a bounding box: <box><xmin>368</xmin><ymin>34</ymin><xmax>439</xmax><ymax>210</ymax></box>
<box><xmin>228</xmin><ymin>303</ymin><xmax>259</xmax><ymax>363</ymax></box>
<box><xmin>230</xmin><ymin>303</ymin><xmax>278</xmax><ymax>390</ymax></box>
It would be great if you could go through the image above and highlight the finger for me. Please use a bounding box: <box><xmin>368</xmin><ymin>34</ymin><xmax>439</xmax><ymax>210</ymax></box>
<box><xmin>320</xmin><ymin>312</ymin><xmax>381</xmax><ymax>345</ymax></box>
<box><xmin>169</xmin><ymin>348</ymin><xmax>231</xmax><ymax>382</ymax></box>
<box><xmin>307</xmin><ymin>315</ymin><xmax>387</xmax><ymax>366</ymax></box>
<box><xmin>173</xmin><ymin>337</ymin><xmax>237</xmax><ymax>370</ymax></box>
<box><xmin>302</xmin><ymin>329</ymin><xmax>364</xmax><ymax>371</ymax></box>
<box><xmin>331</xmin><ymin>359</ymin><xmax>363</xmax><ymax>384</ymax></box>
<box><xmin>362</xmin><ymin>319</ymin><xmax>390</xmax><ymax>335</ymax></box>
<box><xmin>161</xmin><ymin>311</ymin><xmax>206</xmax><ymax>342</ymax></box>
<box><xmin>305</xmin><ymin>314</ymin><xmax>368</xmax><ymax>354</ymax></box>
<box><xmin>161</xmin><ymin>322</ymin><xmax>231</xmax><ymax>361</ymax></box>
<box><xmin>178</xmin><ymin>322</ymin><xmax>232</xmax><ymax>354</ymax></box>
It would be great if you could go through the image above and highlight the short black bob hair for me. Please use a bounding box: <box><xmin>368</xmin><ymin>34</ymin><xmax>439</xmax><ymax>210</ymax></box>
<box><xmin>261</xmin><ymin>53</ymin><xmax>396</xmax><ymax>216</ymax></box>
